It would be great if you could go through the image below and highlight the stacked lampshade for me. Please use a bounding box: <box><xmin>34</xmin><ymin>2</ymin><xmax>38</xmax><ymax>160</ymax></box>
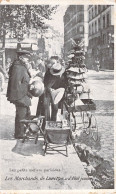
<box><xmin>66</xmin><ymin>40</ymin><xmax>91</xmax><ymax>105</ymax></box>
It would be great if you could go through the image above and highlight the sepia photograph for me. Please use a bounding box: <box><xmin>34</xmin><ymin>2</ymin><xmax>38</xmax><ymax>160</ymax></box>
<box><xmin>0</xmin><ymin>0</ymin><xmax>115</xmax><ymax>192</ymax></box>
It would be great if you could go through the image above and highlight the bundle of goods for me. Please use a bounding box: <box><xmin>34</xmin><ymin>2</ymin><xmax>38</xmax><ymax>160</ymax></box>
<box><xmin>65</xmin><ymin>39</ymin><xmax>96</xmax><ymax>112</ymax></box>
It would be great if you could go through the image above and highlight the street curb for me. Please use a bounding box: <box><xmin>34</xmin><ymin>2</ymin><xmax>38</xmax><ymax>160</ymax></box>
<box><xmin>99</xmin><ymin>69</ymin><xmax>114</xmax><ymax>72</ymax></box>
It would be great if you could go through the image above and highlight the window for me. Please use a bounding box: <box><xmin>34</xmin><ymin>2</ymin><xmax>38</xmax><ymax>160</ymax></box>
<box><xmin>97</xmin><ymin>36</ymin><xmax>100</xmax><ymax>44</ymax></box>
<box><xmin>96</xmin><ymin>37</ymin><xmax>99</xmax><ymax>45</ymax></box>
<box><xmin>95</xmin><ymin>5</ymin><xmax>97</xmax><ymax>15</ymax></box>
<box><xmin>89</xmin><ymin>11</ymin><xmax>91</xmax><ymax>20</ymax></box>
<box><xmin>90</xmin><ymin>10</ymin><xmax>92</xmax><ymax>20</ymax></box>
<box><xmin>103</xmin><ymin>34</ymin><xmax>106</xmax><ymax>44</ymax></box>
<box><xmin>89</xmin><ymin>11</ymin><xmax>90</xmax><ymax>20</ymax></box>
<box><xmin>98</xmin><ymin>5</ymin><xmax>101</xmax><ymax>13</ymax></box>
<box><xmin>95</xmin><ymin>21</ymin><xmax>97</xmax><ymax>32</ymax></box>
<box><xmin>96</xmin><ymin>20</ymin><xmax>98</xmax><ymax>31</ymax></box>
<box><xmin>103</xmin><ymin>15</ymin><xmax>105</xmax><ymax>28</ymax></box>
<box><xmin>95</xmin><ymin>38</ymin><xmax>97</xmax><ymax>45</ymax></box>
<box><xmin>89</xmin><ymin>39</ymin><xmax>92</xmax><ymax>47</ymax></box>
<box><xmin>93</xmin><ymin>7</ymin><xmax>95</xmax><ymax>17</ymax></box>
<box><xmin>92</xmin><ymin>23</ymin><xmax>93</xmax><ymax>34</ymax></box>
<box><xmin>79</xmin><ymin>26</ymin><xmax>84</xmax><ymax>32</ymax></box>
<box><xmin>92</xmin><ymin>22</ymin><xmax>95</xmax><ymax>34</ymax></box>
<box><xmin>107</xmin><ymin>13</ymin><xmax>110</xmax><ymax>27</ymax></box>
<box><xmin>103</xmin><ymin>34</ymin><xmax>105</xmax><ymax>44</ymax></box>
<box><xmin>78</xmin><ymin>13</ymin><xmax>84</xmax><ymax>22</ymax></box>
<box><xmin>101</xmin><ymin>5</ymin><xmax>103</xmax><ymax>11</ymax></box>
<box><xmin>93</xmin><ymin>23</ymin><xmax>95</xmax><ymax>34</ymax></box>
<box><xmin>90</xmin><ymin>25</ymin><xmax>92</xmax><ymax>34</ymax></box>
<box><xmin>98</xmin><ymin>18</ymin><xmax>100</xmax><ymax>30</ymax></box>
<box><xmin>92</xmin><ymin>8</ymin><xmax>94</xmax><ymax>18</ymax></box>
<box><xmin>89</xmin><ymin>25</ymin><xmax>90</xmax><ymax>35</ymax></box>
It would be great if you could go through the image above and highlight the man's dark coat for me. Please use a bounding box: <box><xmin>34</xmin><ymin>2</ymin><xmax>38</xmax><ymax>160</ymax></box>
<box><xmin>7</xmin><ymin>59</ymin><xmax>31</xmax><ymax>107</ymax></box>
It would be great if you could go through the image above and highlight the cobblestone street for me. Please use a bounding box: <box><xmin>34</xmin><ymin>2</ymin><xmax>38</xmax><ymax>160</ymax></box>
<box><xmin>76</xmin><ymin>70</ymin><xmax>114</xmax><ymax>176</ymax></box>
<box><xmin>73</xmin><ymin>70</ymin><xmax>114</xmax><ymax>189</ymax></box>
<box><xmin>88</xmin><ymin>70</ymin><xmax>114</xmax><ymax>163</ymax></box>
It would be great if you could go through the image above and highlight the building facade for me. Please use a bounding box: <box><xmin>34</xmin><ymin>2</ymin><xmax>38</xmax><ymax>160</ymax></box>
<box><xmin>87</xmin><ymin>5</ymin><xmax>114</xmax><ymax>70</ymax></box>
<box><xmin>63</xmin><ymin>5</ymin><xmax>88</xmax><ymax>60</ymax></box>
<box><xmin>44</xmin><ymin>26</ymin><xmax>64</xmax><ymax>58</ymax></box>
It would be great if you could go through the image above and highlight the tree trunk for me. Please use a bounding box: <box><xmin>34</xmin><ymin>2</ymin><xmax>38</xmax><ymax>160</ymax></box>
<box><xmin>2</xmin><ymin>30</ymin><xmax>6</xmax><ymax>72</ymax></box>
<box><xmin>17</xmin><ymin>43</ymin><xmax>21</xmax><ymax>50</ymax></box>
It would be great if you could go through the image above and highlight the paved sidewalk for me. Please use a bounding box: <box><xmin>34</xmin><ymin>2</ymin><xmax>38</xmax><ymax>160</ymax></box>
<box><xmin>0</xmin><ymin>92</ymin><xmax>93</xmax><ymax>190</ymax></box>
<box><xmin>0</xmin><ymin>138</ymin><xmax>93</xmax><ymax>190</ymax></box>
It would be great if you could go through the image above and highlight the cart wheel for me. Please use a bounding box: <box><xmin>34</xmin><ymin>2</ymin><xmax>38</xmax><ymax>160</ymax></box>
<box><xmin>44</xmin><ymin>143</ymin><xmax>47</xmax><ymax>156</ymax></box>
<box><xmin>66</xmin><ymin>145</ymin><xmax>68</xmax><ymax>157</ymax></box>
<box><xmin>90</xmin><ymin>114</ymin><xmax>99</xmax><ymax>141</ymax></box>
<box><xmin>72</xmin><ymin>112</ymin><xmax>76</xmax><ymax>131</ymax></box>
<box><xmin>82</xmin><ymin>112</ymin><xmax>90</xmax><ymax>135</ymax></box>
<box><xmin>35</xmin><ymin>134</ymin><xmax>38</xmax><ymax>144</ymax></box>
<box><xmin>68</xmin><ymin>112</ymin><xmax>76</xmax><ymax>131</ymax></box>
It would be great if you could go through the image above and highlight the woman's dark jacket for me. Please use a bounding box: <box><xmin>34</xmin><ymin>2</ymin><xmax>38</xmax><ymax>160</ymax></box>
<box><xmin>44</xmin><ymin>69</ymin><xmax>67</xmax><ymax>90</ymax></box>
<box><xmin>6</xmin><ymin>59</ymin><xmax>32</xmax><ymax>107</ymax></box>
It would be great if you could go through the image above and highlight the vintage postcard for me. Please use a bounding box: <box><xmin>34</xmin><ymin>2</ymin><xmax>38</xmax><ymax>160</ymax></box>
<box><xmin>0</xmin><ymin>0</ymin><xmax>115</xmax><ymax>193</ymax></box>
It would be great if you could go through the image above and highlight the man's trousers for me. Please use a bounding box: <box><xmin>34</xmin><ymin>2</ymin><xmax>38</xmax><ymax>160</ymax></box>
<box><xmin>15</xmin><ymin>105</ymin><xmax>30</xmax><ymax>138</ymax></box>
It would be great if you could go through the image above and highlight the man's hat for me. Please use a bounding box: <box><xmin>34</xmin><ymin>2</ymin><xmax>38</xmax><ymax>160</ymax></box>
<box><xmin>50</xmin><ymin>56</ymin><xmax>59</xmax><ymax>60</ymax></box>
<box><xmin>16</xmin><ymin>49</ymin><xmax>32</xmax><ymax>58</ymax></box>
<box><xmin>50</xmin><ymin>63</ymin><xmax>65</xmax><ymax>76</ymax></box>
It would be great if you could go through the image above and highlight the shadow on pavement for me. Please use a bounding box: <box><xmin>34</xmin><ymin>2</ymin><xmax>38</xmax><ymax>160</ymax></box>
<box><xmin>12</xmin><ymin>139</ymin><xmax>44</xmax><ymax>156</ymax></box>
<box><xmin>0</xmin><ymin>114</ymin><xmax>45</xmax><ymax>156</ymax></box>
<box><xmin>0</xmin><ymin>115</ymin><xmax>15</xmax><ymax>140</ymax></box>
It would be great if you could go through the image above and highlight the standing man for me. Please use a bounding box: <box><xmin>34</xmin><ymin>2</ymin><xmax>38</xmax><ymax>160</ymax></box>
<box><xmin>95</xmin><ymin>59</ymin><xmax>100</xmax><ymax>72</ymax></box>
<box><xmin>6</xmin><ymin>49</ymin><xmax>33</xmax><ymax>139</ymax></box>
<box><xmin>36</xmin><ymin>56</ymin><xmax>66</xmax><ymax>126</ymax></box>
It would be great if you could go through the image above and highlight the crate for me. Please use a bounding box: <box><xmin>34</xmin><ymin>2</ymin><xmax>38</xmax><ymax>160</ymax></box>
<box><xmin>45</xmin><ymin>121</ymin><xmax>70</xmax><ymax>130</ymax></box>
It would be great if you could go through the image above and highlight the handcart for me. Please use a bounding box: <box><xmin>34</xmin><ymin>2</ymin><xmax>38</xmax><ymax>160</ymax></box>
<box><xmin>61</xmin><ymin>85</ymin><xmax>99</xmax><ymax>142</ymax></box>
